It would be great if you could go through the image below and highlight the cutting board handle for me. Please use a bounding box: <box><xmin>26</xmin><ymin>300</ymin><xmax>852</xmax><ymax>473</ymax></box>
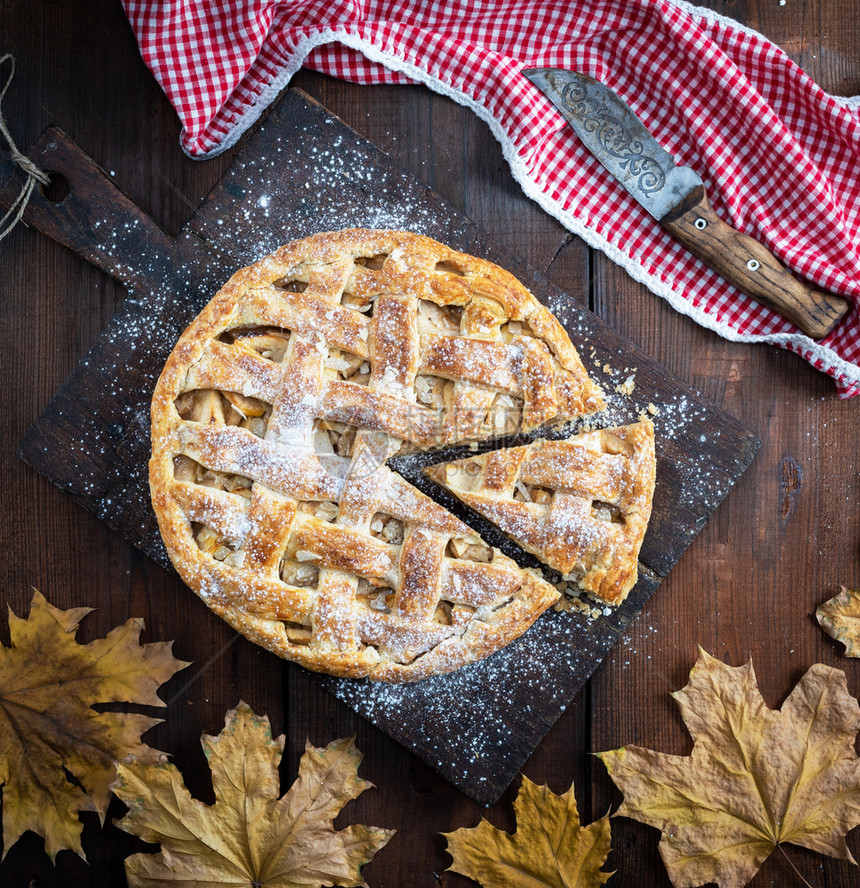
<box><xmin>0</xmin><ymin>126</ymin><xmax>177</xmax><ymax>287</ymax></box>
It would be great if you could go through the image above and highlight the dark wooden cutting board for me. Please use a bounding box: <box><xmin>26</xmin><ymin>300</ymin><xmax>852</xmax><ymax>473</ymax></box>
<box><xmin>1</xmin><ymin>88</ymin><xmax>758</xmax><ymax>806</ymax></box>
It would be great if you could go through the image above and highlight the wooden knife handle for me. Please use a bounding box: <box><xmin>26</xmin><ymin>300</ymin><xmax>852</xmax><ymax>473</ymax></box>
<box><xmin>661</xmin><ymin>187</ymin><xmax>851</xmax><ymax>339</ymax></box>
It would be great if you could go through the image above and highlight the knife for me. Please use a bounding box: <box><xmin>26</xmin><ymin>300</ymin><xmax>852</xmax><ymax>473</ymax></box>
<box><xmin>523</xmin><ymin>67</ymin><xmax>851</xmax><ymax>339</ymax></box>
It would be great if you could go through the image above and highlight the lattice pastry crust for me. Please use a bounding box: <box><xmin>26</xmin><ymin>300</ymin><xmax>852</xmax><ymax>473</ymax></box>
<box><xmin>150</xmin><ymin>229</ymin><xmax>605</xmax><ymax>681</ymax></box>
<box><xmin>425</xmin><ymin>422</ymin><xmax>655</xmax><ymax>606</ymax></box>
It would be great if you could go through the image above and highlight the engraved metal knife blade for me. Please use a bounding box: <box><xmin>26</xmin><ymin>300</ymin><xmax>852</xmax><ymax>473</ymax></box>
<box><xmin>523</xmin><ymin>67</ymin><xmax>850</xmax><ymax>339</ymax></box>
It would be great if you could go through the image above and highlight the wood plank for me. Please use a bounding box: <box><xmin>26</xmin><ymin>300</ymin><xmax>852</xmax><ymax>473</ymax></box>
<box><xmin>583</xmin><ymin>5</ymin><xmax>860</xmax><ymax>883</ymax></box>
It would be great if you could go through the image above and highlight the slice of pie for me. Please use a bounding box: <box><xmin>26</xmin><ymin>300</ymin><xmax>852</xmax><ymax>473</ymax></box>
<box><xmin>424</xmin><ymin>422</ymin><xmax>656</xmax><ymax>606</ymax></box>
<box><xmin>149</xmin><ymin>229</ymin><xmax>606</xmax><ymax>681</ymax></box>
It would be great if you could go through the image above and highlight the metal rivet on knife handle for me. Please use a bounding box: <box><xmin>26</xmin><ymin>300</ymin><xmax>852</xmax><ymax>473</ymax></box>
<box><xmin>523</xmin><ymin>67</ymin><xmax>852</xmax><ymax>340</ymax></box>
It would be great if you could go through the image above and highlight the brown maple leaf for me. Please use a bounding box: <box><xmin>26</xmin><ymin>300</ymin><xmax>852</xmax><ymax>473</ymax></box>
<box><xmin>817</xmin><ymin>586</ymin><xmax>860</xmax><ymax>657</ymax></box>
<box><xmin>599</xmin><ymin>648</ymin><xmax>860</xmax><ymax>888</ymax></box>
<box><xmin>0</xmin><ymin>589</ymin><xmax>188</xmax><ymax>861</ymax></box>
<box><xmin>112</xmin><ymin>701</ymin><xmax>394</xmax><ymax>887</ymax></box>
<box><xmin>443</xmin><ymin>775</ymin><xmax>613</xmax><ymax>887</ymax></box>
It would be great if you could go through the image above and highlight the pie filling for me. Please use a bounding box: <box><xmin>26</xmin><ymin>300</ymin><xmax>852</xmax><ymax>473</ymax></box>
<box><xmin>218</xmin><ymin>327</ymin><xmax>292</xmax><ymax>361</ymax></box>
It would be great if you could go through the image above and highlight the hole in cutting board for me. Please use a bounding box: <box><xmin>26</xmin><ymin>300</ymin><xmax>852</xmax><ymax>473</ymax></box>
<box><xmin>40</xmin><ymin>171</ymin><xmax>70</xmax><ymax>204</ymax></box>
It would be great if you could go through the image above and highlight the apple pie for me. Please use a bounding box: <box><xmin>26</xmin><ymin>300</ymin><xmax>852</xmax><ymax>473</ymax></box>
<box><xmin>149</xmin><ymin>229</ymin><xmax>605</xmax><ymax>681</ymax></box>
<box><xmin>425</xmin><ymin>422</ymin><xmax>656</xmax><ymax>605</ymax></box>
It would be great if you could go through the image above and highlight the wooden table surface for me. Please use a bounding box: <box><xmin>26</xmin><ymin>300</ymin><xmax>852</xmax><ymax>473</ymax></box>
<box><xmin>1</xmin><ymin>3</ymin><xmax>859</xmax><ymax>887</ymax></box>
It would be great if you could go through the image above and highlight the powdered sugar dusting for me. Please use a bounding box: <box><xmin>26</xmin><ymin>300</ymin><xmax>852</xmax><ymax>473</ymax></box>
<box><xmin>190</xmin><ymin>126</ymin><xmax>469</xmax><ymax>266</ymax></box>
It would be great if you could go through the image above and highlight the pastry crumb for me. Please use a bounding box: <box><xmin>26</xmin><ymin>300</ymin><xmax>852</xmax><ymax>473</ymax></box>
<box><xmin>614</xmin><ymin>374</ymin><xmax>636</xmax><ymax>396</ymax></box>
<box><xmin>553</xmin><ymin>581</ymin><xmax>603</xmax><ymax>620</ymax></box>
<box><xmin>638</xmin><ymin>402</ymin><xmax>659</xmax><ymax>423</ymax></box>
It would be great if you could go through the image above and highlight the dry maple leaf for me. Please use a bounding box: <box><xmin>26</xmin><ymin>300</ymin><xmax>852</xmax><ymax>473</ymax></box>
<box><xmin>112</xmin><ymin>701</ymin><xmax>394</xmax><ymax>887</ymax></box>
<box><xmin>817</xmin><ymin>586</ymin><xmax>860</xmax><ymax>657</ymax></box>
<box><xmin>598</xmin><ymin>648</ymin><xmax>860</xmax><ymax>888</ymax></box>
<box><xmin>0</xmin><ymin>589</ymin><xmax>188</xmax><ymax>861</ymax></box>
<box><xmin>443</xmin><ymin>775</ymin><xmax>613</xmax><ymax>887</ymax></box>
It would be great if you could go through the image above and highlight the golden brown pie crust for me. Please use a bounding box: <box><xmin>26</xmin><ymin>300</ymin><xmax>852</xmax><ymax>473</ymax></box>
<box><xmin>150</xmin><ymin>229</ymin><xmax>606</xmax><ymax>681</ymax></box>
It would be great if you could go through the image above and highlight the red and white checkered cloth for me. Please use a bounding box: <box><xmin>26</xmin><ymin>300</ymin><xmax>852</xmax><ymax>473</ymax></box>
<box><xmin>122</xmin><ymin>0</ymin><xmax>860</xmax><ymax>395</ymax></box>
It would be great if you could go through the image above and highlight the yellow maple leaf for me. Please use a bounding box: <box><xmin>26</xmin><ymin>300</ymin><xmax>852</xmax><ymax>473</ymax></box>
<box><xmin>817</xmin><ymin>586</ymin><xmax>860</xmax><ymax>657</ymax></box>
<box><xmin>599</xmin><ymin>648</ymin><xmax>860</xmax><ymax>888</ymax></box>
<box><xmin>443</xmin><ymin>775</ymin><xmax>613</xmax><ymax>887</ymax></box>
<box><xmin>112</xmin><ymin>702</ymin><xmax>394</xmax><ymax>887</ymax></box>
<box><xmin>0</xmin><ymin>589</ymin><xmax>188</xmax><ymax>861</ymax></box>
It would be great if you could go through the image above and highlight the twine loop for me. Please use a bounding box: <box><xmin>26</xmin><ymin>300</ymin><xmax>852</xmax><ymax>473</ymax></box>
<box><xmin>0</xmin><ymin>53</ymin><xmax>51</xmax><ymax>242</ymax></box>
